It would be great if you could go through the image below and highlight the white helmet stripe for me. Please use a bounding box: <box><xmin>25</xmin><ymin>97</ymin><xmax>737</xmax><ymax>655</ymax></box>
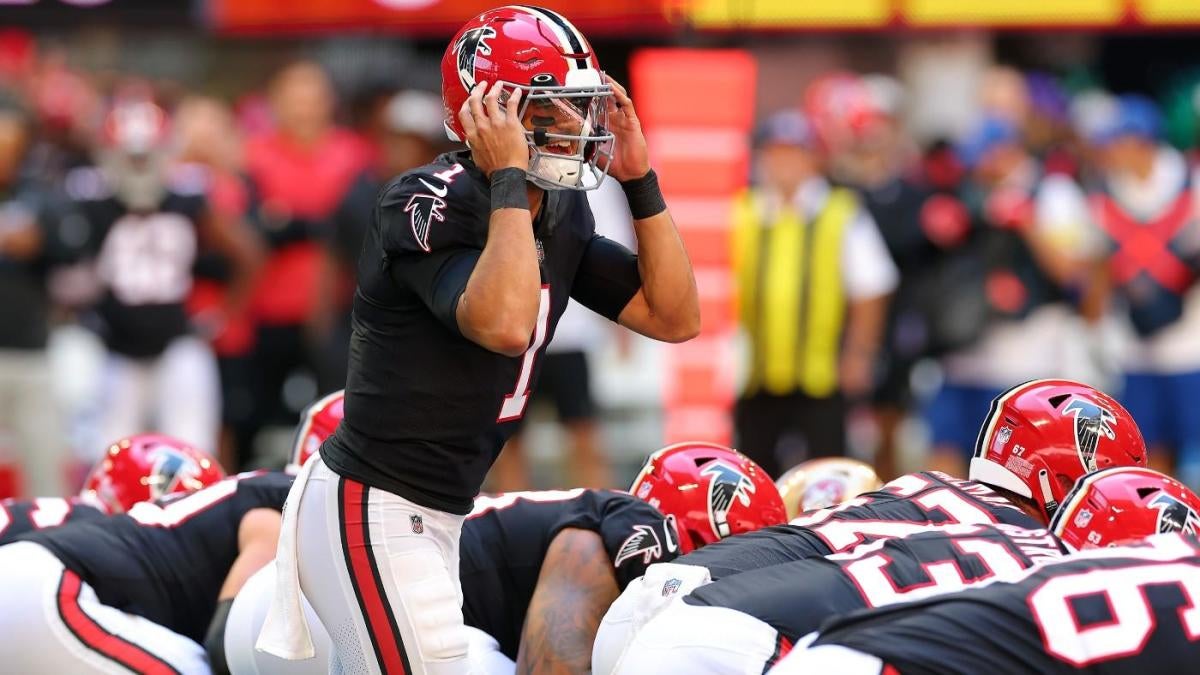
<box><xmin>508</xmin><ymin>5</ymin><xmax>589</xmax><ymax>71</ymax></box>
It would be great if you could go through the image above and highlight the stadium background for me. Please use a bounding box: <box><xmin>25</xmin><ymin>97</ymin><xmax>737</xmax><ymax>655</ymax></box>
<box><xmin>2</xmin><ymin>0</ymin><xmax>1200</xmax><ymax>496</ymax></box>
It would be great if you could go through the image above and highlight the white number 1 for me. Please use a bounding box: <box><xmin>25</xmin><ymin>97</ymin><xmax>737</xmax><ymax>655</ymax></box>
<box><xmin>498</xmin><ymin>286</ymin><xmax>551</xmax><ymax>422</ymax></box>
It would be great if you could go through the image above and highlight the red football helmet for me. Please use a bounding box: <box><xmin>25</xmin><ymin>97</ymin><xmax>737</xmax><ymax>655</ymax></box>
<box><xmin>441</xmin><ymin>6</ymin><xmax>614</xmax><ymax>190</ymax></box>
<box><xmin>970</xmin><ymin>379</ymin><xmax>1146</xmax><ymax>523</ymax></box>
<box><xmin>630</xmin><ymin>442</ymin><xmax>787</xmax><ymax>554</ymax></box>
<box><xmin>290</xmin><ymin>390</ymin><xmax>344</xmax><ymax>468</ymax></box>
<box><xmin>1051</xmin><ymin>467</ymin><xmax>1200</xmax><ymax>550</ymax></box>
<box><xmin>82</xmin><ymin>434</ymin><xmax>224</xmax><ymax>513</ymax></box>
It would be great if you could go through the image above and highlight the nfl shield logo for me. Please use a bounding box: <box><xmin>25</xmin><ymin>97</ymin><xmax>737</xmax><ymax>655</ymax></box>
<box><xmin>662</xmin><ymin>578</ymin><xmax>682</xmax><ymax>597</ymax></box>
<box><xmin>997</xmin><ymin>426</ymin><xmax>1013</xmax><ymax>447</ymax></box>
<box><xmin>410</xmin><ymin>514</ymin><xmax>424</xmax><ymax>534</ymax></box>
<box><xmin>1073</xmin><ymin>508</ymin><xmax>1093</xmax><ymax>528</ymax></box>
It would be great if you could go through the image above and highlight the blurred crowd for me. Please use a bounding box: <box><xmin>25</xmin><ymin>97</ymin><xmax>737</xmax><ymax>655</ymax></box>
<box><xmin>2</xmin><ymin>37</ymin><xmax>1200</xmax><ymax>499</ymax></box>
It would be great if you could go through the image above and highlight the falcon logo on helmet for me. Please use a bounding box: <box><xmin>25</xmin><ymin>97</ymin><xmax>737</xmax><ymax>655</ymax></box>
<box><xmin>615</xmin><ymin>524</ymin><xmax>663</xmax><ymax>566</ymax></box>
<box><xmin>404</xmin><ymin>193</ymin><xmax>446</xmax><ymax>253</ymax></box>
<box><xmin>1150</xmin><ymin>492</ymin><xmax>1200</xmax><ymax>535</ymax></box>
<box><xmin>452</xmin><ymin>25</ymin><xmax>496</xmax><ymax>91</ymax></box>
<box><xmin>702</xmin><ymin>461</ymin><xmax>756</xmax><ymax>538</ymax></box>
<box><xmin>1063</xmin><ymin>398</ymin><xmax>1117</xmax><ymax>472</ymax></box>
<box><xmin>148</xmin><ymin>449</ymin><xmax>202</xmax><ymax>500</ymax></box>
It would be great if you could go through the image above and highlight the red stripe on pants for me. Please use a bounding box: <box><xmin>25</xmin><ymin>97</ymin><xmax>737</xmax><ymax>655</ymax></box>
<box><xmin>342</xmin><ymin>478</ymin><xmax>410</xmax><ymax>674</ymax></box>
<box><xmin>56</xmin><ymin>570</ymin><xmax>178</xmax><ymax>675</ymax></box>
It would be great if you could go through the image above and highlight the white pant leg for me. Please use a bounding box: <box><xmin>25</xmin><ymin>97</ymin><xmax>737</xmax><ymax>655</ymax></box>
<box><xmin>592</xmin><ymin>562</ymin><xmax>712</xmax><ymax>675</ymax></box>
<box><xmin>0</xmin><ymin>541</ymin><xmax>209</xmax><ymax>674</ymax></box>
<box><xmin>155</xmin><ymin>336</ymin><xmax>220</xmax><ymax>453</ymax></box>
<box><xmin>0</xmin><ymin>350</ymin><xmax>66</xmax><ymax>495</ymax></box>
<box><xmin>767</xmin><ymin>643</ymin><xmax>885</xmax><ymax>675</ymax></box>
<box><xmin>464</xmin><ymin>627</ymin><xmax>515</xmax><ymax>675</ymax></box>
<box><xmin>99</xmin><ymin>352</ymin><xmax>149</xmax><ymax>447</ymax></box>
<box><xmin>226</xmin><ymin>562</ymin><xmax>330</xmax><ymax>675</ymax></box>
<box><xmin>613</xmin><ymin>603</ymin><xmax>781</xmax><ymax>675</ymax></box>
<box><xmin>296</xmin><ymin>460</ymin><xmax>471</xmax><ymax>675</ymax></box>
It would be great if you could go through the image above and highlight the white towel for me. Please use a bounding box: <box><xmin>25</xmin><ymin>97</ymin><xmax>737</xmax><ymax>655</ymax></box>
<box><xmin>255</xmin><ymin>455</ymin><xmax>319</xmax><ymax>659</ymax></box>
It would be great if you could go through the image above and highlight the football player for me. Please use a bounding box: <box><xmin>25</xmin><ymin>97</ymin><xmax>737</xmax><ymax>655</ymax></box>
<box><xmin>225</xmin><ymin>443</ymin><xmax>784</xmax><ymax>675</ymax></box>
<box><xmin>259</xmin><ymin>6</ymin><xmax>700</xmax><ymax>673</ymax></box>
<box><xmin>772</xmin><ymin>466</ymin><xmax>1200</xmax><ymax>674</ymax></box>
<box><xmin>0</xmin><ymin>433</ymin><xmax>224</xmax><ymax>545</ymax></box>
<box><xmin>0</xmin><ymin>469</ymin><xmax>292</xmax><ymax>673</ymax></box>
<box><xmin>593</xmin><ymin>379</ymin><xmax>1147</xmax><ymax>674</ymax></box>
<box><xmin>775</xmin><ymin>457</ymin><xmax>883</xmax><ymax>519</ymax></box>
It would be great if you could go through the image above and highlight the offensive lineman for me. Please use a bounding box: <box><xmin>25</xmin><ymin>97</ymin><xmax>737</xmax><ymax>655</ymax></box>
<box><xmin>0</xmin><ymin>469</ymin><xmax>292</xmax><ymax>673</ymax></box>
<box><xmin>226</xmin><ymin>444</ymin><xmax>785</xmax><ymax>674</ymax></box>
<box><xmin>593</xmin><ymin>379</ymin><xmax>1147</xmax><ymax>673</ymax></box>
<box><xmin>259</xmin><ymin>7</ymin><xmax>699</xmax><ymax>674</ymax></box>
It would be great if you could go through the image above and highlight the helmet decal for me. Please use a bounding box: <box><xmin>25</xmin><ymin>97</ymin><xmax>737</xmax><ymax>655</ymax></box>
<box><xmin>148</xmin><ymin>449</ymin><xmax>201</xmax><ymax>500</ymax></box>
<box><xmin>614</xmin><ymin>524</ymin><xmax>664</xmax><ymax>567</ymax></box>
<box><xmin>1150</xmin><ymin>492</ymin><xmax>1200</xmax><ymax>535</ymax></box>
<box><xmin>1063</xmin><ymin>397</ymin><xmax>1117</xmax><ymax>472</ymax></box>
<box><xmin>453</xmin><ymin>25</ymin><xmax>497</xmax><ymax>91</ymax></box>
<box><xmin>702</xmin><ymin>460</ymin><xmax>757</xmax><ymax>538</ymax></box>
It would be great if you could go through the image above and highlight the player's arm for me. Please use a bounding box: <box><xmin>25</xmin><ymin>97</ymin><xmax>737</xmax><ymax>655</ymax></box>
<box><xmin>454</xmin><ymin>81</ymin><xmax>543</xmax><ymax>357</ymax></box>
<box><xmin>198</xmin><ymin>204</ymin><xmax>265</xmax><ymax>326</ymax></box>
<box><xmin>599</xmin><ymin>75</ymin><xmax>699</xmax><ymax>343</ymax></box>
<box><xmin>517</xmin><ymin>527</ymin><xmax>620</xmax><ymax>675</ymax></box>
<box><xmin>205</xmin><ymin>508</ymin><xmax>281</xmax><ymax>675</ymax></box>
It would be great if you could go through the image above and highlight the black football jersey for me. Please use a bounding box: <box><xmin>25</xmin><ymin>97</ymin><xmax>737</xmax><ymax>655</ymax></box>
<box><xmin>675</xmin><ymin>472</ymin><xmax>1041</xmax><ymax>580</ymax></box>
<box><xmin>0</xmin><ymin>497</ymin><xmax>108</xmax><ymax>546</ymax></box>
<box><xmin>684</xmin><ymin>523</ymin><xmax>1066</xmax><ymax>647</ymax></box>
<box><xmin>322</xmin><ymin>152</ymin><xmax>642</xmax><ymax>514</ymax></box>
<box><xmin>459</xmin><ymin>489</ymin><xmax>679</xmax><ymax>659</ymax></box>
<box><xmin>19</xmin><ymin>471</ymin><xmax>292</xmax><ymax>643</ymax></box>
<box><xmin>68</xmin><ymin>165</ymin><xmax>208</xmax><ymax>358</ymax></box>
<box><xmin>811</xmin><ymin>533</ymin><xmax>1200</xmax><ymax>674</ymax></box>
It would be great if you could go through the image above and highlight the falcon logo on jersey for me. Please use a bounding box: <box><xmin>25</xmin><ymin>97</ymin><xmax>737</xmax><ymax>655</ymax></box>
<box><xmin>702</xmin><ymin>461</ymin><xmax>756</xmax><ymax>538</ymax></box>
<box><xmin>453</xmin><ymin>25</ymin><xmax>497</xmax><ymax>91</ymax></box>
<box><xmin>1150</xmin><ymin>493</ymin><xmax>1200</xmax><ymax>535</ymax></box>
<box><xmin>615</xmin><ymin>524</ymin><xmax>663</xmax><ymax>566</ymax></box>
<box><xmin>1063</xmin><ymin>398</ymin><xmax>1117</xmax><ymax>471</ymax></box>
<box><xmin>148</xmin><ymin>449</ymin><xmax>201</xmax><ymax>500</ymax></box>
<box><xmin>404</xmin><ymin>193</ymin><xmax>446</xmax><ymax>253</ymax></box>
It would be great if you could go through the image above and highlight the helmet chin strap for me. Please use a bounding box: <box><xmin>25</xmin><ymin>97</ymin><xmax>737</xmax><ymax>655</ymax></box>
<box><xmin>1038</xmin><ymin>469</ymin><xmax>1059</xmax><ymax>519</ymax></box>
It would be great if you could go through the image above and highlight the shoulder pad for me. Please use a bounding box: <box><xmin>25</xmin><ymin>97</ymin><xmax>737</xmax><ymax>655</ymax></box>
<box><xmin>63</xmin><ymin>166</ymin><xmax>114</xmax><ymax>201</ymax></box>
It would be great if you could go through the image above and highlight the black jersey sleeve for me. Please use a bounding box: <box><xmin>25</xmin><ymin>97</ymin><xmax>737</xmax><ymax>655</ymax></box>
<box><xmin>378</xmin><ymin>171</ymin><xmax>487</xmax><ymax>335</ymax></box>
<box><xmin>0</xmin><ymin>498</ymin><xmax>108</xmax><ymax>545</ymax></box>
<box><xmin>595</xmin><ymin>494</ymin><xmax>680</xmax><ymax>587</ymax></box>
<box><xmin>570</xmin><ymin>234</ymin><xmax>642</xmax><ymax>322</ymax></box>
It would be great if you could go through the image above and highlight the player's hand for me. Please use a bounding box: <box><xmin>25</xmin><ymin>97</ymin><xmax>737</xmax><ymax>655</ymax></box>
<box><xmin>603</xmin><ymin>74</ymin><xmax>651</xmax><ymax>182</ymax></box>
<box><xmin>459</xmin><ymin>81</ymin><xmax>528</xmax><ymax>177</ymax></box>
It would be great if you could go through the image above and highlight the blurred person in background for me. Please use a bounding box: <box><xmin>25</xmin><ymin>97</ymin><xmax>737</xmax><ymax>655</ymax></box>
<box><xmin>1084</xmin><ymin>94</ymin><xmax>1200</xmax><ymax>485</ymax></box>
<box><xmin>923</xmin><ymin>115</ymin><xmax>1097</xmax><ymax>477</ymax></box>
<box><xmin>174</xmin><ymin>95</ymin><xmax>264</xmax><ymax>471</ymax></box>
<box><xmin>243</xmin><ymin>60</ymin><xmax>369</xmax><ymax>463</ymax></box>
<box><xmin>311</xmin><ymin>88</ymin><xmax>445</xmax><ymax>394</ymax></box>
<box><xmin>731</xmin><ymin>110</ymin><xmax>897</xmax><ymax>479</ymax></box>
<box><xmin>824</xmin><ymin>74</ymin><xmax>939</xmax><ymax>480</ymax></box>
<box><xmin>68</xmin><ymin>97</ymin><xmax>257</xmax><ymax>456</ymax></box>
<box><xmin>0</xmin><ymin>93</ymin><xmax>77</xmax><ymax>497</ymax></box>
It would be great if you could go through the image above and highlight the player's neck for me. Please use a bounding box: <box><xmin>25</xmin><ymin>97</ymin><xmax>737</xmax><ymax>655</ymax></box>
<box><xmin>527</xmin><ymin>184</ymin><xmax>545</xmax><ymax>219</ymax></box>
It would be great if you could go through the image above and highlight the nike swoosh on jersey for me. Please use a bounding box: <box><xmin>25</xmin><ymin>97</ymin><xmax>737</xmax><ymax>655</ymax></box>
<box><xmin>418</xmin><ymin>178</ymin><xmax>448</xmax><ymax>198</ymax></box>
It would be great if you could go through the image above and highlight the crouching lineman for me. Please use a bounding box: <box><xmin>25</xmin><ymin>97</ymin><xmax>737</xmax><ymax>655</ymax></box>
<box><xmin>220</xmin><ymin>443</ymin><xmax>786</xmax><ymax>674</ymax></box>
<box><xmin>0</xmin><ymin>433</ymin><xmax>224</xmax><ymax>545</ymax></box>
<box><xmin>593</xmin><ymin>379</ymin><xmax>1147</xmax><ymax>674</ymax></box>
<box><xmin>773</xmin><ymin>466</ymin><xmax>1200</xmax><ymax>673</ymax></box>
<box><xmin>0</xmin><ymin>469</ymin><xmax>292</xmax><ymax>673</ymax></box>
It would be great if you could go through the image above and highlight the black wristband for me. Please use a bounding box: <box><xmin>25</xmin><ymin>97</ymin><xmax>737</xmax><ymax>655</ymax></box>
<box><xmin>490</xmin><ymin>168</ymin><xmax>530</xmax><ymax>212</ymax></box>
<box><xmin>619</xmin><ymin>169</ymin><xmax>667</xmax><ymax>220</ymax></box>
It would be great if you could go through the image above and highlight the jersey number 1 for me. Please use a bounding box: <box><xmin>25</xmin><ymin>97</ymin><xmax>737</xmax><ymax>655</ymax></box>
<box><xmin>498</xmin><ymin>286</ymin><xmax>551</xmax><ymax>422</ymax></box>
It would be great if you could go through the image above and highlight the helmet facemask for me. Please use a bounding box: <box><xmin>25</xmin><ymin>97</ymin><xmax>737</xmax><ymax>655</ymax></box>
<box><xmin>512</xmin><ymin>79</ymin><xmax>614</xmax><ymax>191</ymax></box>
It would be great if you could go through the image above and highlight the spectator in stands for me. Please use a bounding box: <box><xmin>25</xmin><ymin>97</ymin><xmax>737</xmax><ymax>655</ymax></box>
<box><xmin>923</xmin><ymin>116</ymin><xmax>1096</xmax><ymax>477</ymax></box>
<box><xmin>1084</xmin><ymin>95</ymin><xmax>1200</xmax><ymax>485</ymax></box>
<box><xmin>311</xmin><ymin>88</ymin><xmax>445</xmax><ymax>394</ymax></box>
<box><xmin>731</xmin><ymin>110</ymin><xmax>897</xmax><ymax>478</ymax></box>
<box><xmin>242</xmin><ymin>61</ymin><xmax>369</xmax><ymax>461</ymax></box>
<box><xmin>0</xmin><ymin>93</ymin><xmax>76</xmax><ymax>497</ymax></box>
